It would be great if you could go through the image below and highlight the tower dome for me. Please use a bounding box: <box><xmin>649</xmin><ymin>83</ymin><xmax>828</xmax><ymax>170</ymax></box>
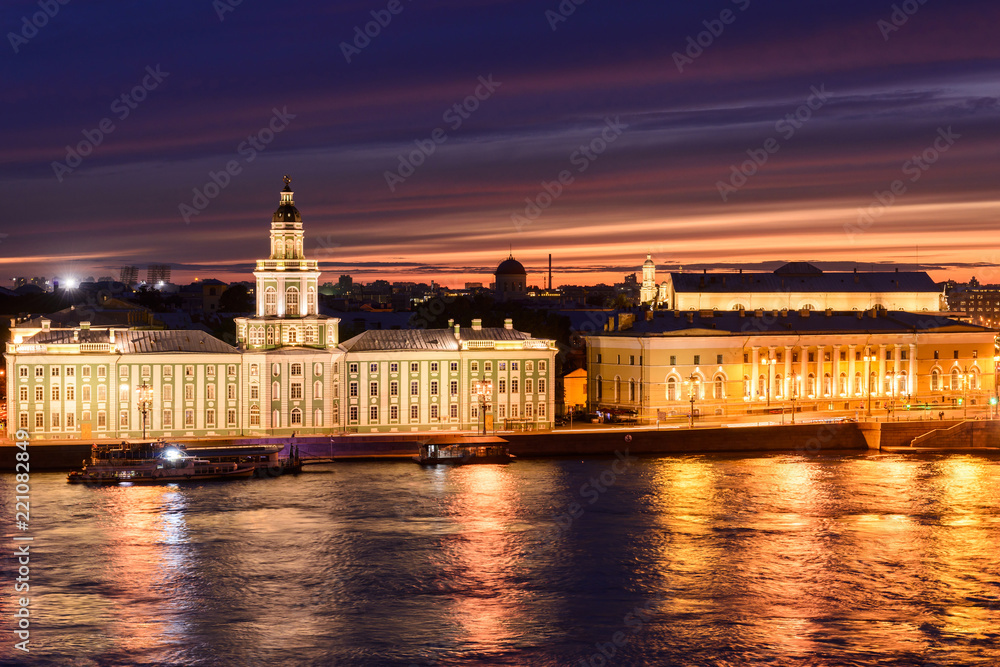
<box><xmin>494</xmin><ymin>253</ymin><xmax>527</xmax><ymax>302</ymax></box>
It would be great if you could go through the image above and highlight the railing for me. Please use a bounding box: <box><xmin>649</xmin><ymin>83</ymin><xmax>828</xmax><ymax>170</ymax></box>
<box><xmin>79</xmin><ymin>343</ymin><xmax>113</xmax><ymax>352</ymax></box>
<box><xmin>466</xmin><ymin>341</ymin><xmax>495</xmax><ymax>349</ymax></box>
<box><xmin>7</xmin><ymin>344</ymin><xmax>46</xmax><ymax>354</ymax></box>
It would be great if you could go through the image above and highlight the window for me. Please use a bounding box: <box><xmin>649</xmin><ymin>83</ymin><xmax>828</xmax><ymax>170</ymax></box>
<box><xmin>596</xmin><ymin>354</ymin><xmax>602</xmax><ymax>364</ymax></box>
<box><xmin>973</xmin><ymin>350</ymin><xmax>978</xmax><ymax>359</ymax></box>
<box><xmin>272</xmin><ymin>363</ymin><xmax>281</xmax><ymax>376</ymax></box>
<box><xmin>410</xmin><ymin>362</ymin><xmax>418</xmax><ymax>372</ymax></box>
<box><xmin>410</xmin><ymin>405</ymin><xmax>419</xmax><ymax>420</ymax></box>
<box><xmin>450</xmin><ymin>380</ymin><xmax>458</xmax><ymax>396</ymax></box>
<box><xmin>163</xmin><ymin>366</ymin><xmax>172</xmax><ymax>378</ymax></box>
<box><xmin>629</xmin><ymin>380</ymin><xmax>636</xmax><ymax>401</ymax></box>
<box><xmin>370</xmin><ymin>363</ymin><xmax>378</xmax><ymax>373</ymax></box>
<box><xmin>693</xmin><ymin>355</ymin><xmax>700</xmax><ymax>365</ymax></box>
<box><xmin>52</xmin><ymin>367</ymin><xmax>60</xmax><ymax>377</ymax></box>
<box><xmin>499</xmin><ymin>379</ymin><xmax>506</xmax><ymax>393</ymax></box>
<box><xmin>953</xmin><ymin>350</ymin><xmax>959</xmax><ymax>359</ymax></box>
<box><xmin>286</xmin><ymin>287</ymin><xmax>299</xmax><ymax>314</ymax></box>
<box><xmin>430</xmin><ymin>405</ymin><xmax>438</xmax><ymax>419</ymax></box>
<box><xmin>370</xmin><ymin>382</ymin><xmax>378</xmax><ymax>397</ymax></box>
<box><xmin>350</xmin><ymin>363</ymin><xmax>359</xmax><ymax>374</ymax></box>
<box><xmin>498</xmin><ymin>405</ymin><xmax>506</xmax><ymax>419</ymax></box>
<box><xmin>512</xmin><ymin>362</ymin><xmax>519</xmax><ymax>371</ymax></box>
<box><xmin>185</xmin><ymin>385</ymin><xmax>194</xmax><ymax>400</ymax></box>
<box><xmin>539</xmin><ymin>361</ymin><xmax>546</xmax><ymax>372</ymax></box>
<box><xmin>349</xmin><ymin>406</ymin><xmax>359</xmax><ymax>422</ymax></box>
<box><xmin>369</xmin><ymin>406</ymin><xmax>378</xmax><ymax>422</ymax></box>
<box><xmin>314</xmin><ymin>408</ymin><xmax>322</xmax><ymax>426</ymax></box>
<box><xmin>81</xmin><ymin>410</ymin><xmax>91</xmax><ymax>424</ymax></box>
<box><xmin>485</xmin><ymin>362</ymin><xmax>493</xmax><ymax>372</ymax></box>
<box><xmin>390</xmin><ymin>381</ymin><xmax>399</xmax><ymax>397</ymax></box>
<box><xmin>934</xmin><ymin>350</ymin><xmax>939</xmax><ymax>359</ymax></box>
<box><xmin>390</xmin><ymin>405</ymin><xmax>399</xmax><ymax>421</ymax></box>
<box><xmin>250</xmin><ymin>384</ymin><xmax>259</xmax><ymax>400</ymax></box>
<box><xmin>228</xmin><ymin>364</ymin><xmax>237</xmax><ymax>376</ymax></box>
<box><xmin>314</xmin><ymin>362</ymin><xmax>323</xmax><ymax>376</ymax></box>
<box><xmin>931</xmin><ymin>369</ymin><xmax>940</xmax><ymax>391</ymax></box>
<box><xmin>66</xmin><ymin>367</ymin><xmax>75</xmax><ymax>377</ymax></box>
<box><xmin>349</xmin><ymin>382</ymin><xmax>358</xmax><ymax>397</ymax></box>
<box><xmin>450</xmin><ymin>361</ymin><xmax>458</xmax><ymax>372</ymax></box>
<box><xmin>34</xmin><ymin>386</ymin><xmax>43</xmax><ymax>402</ymax></box>
<box><xmin>163</xmin><ymin>410</ymin><xmax>172</xmax><ymax>428</ymax></box>
<box><xmin>184</xmin><ymin>409</ymin><xmax>194</xmax><ymax>427</ymax></box>
<box><xmin>291</xmin><ymin>383</ymin><xmax>303</xmax><ymax>399</ymax></box>
<box><xmin>265</xmin><ymin>287</ymin><xmax>277</xmax><ymax>315</ymax></box>
<box><xmin>538</xmin><ymin>379</ymin><xmax>546</xmax><ymax>393</ymax></box>
<box><xmin>290</xmin><ymin>363</ymin><xmax>303</xmax><ymax>377</ymax></box>
<box><xmin>526</xmin><ymin>361</ymin><xmax>534</xmax><ymax>373</ymax></box>
<box><xmin>411</xmin><ymin>381</ymin><xmax>419</xmax><ymax>396</ymax></box>
<box><xmin>207</xmin><ymin>384</ymin><xmax>216</xmax><ymax>400</ymax></box>
<box><xmin>291</xmin><ymin>408</ymin><xmax>303</xmax><ymax>425</ymax></box>
<box><xmin>66</xmin><ymin>386</ymin><xmax>74</xmax><ymax>401</ymax></box>
<box><xmin>35</xmin><ymin>413</ymin><xmax>44</xmax><ymax>429</ymax></box>
<box><xmin>512</xmin><ymin>379</ymin><xmax>519</xmax><ymax>393</ymax></box>
<box><xmin>430</xmin><ymin>381</ymin><xmax>439</xmax><ymax>395</ymax></box>
<box><xmin>471</xmin><ymin>361</ymin><xmax>479</xmax><ymax>373</ymax></box>
<box><xmin>390</xmin><ymin>362</ymin><xmax>399</xmax><ymax>373</ymax></box>
<box><xmin>206</xmin><ymin>409</ymin><xmax>216</xmax><ymax>428</ymax></box>
<box><xmin>250</xmin><ymin>364</ymin><xmax>259</xmax><ymax>376</ymax></box>
<box><xmin>228</xmin><ymin>384</ymin><xmax>236</xmax><ymax>400</ymax></box>
<box><xmin>19</xmin><ymin>386</ymin><xmax>27</xmax><ymax>402</ymax></box>
<box><xmin>227</xmin><ymin>409</ymin><xmax>236</xmax><ymax>427</ymax></box>
<box><xmin>670</xmin><ymin>355</ymin><xmax>677</xmax><ymax>366</ymax></box>
<box><xmin>19</xmin><ymin>366</ymin><xmax>28</xmax><ymax>378</ymax></box>
<box><xmin>51</xmin><ymin>413</ymin><xmax>60</xmax><ymax>429</ymax></box>
<box><xmin>98</xmin><ymin>385</ymin><xmax>107</xmax><ymax>402</ymax></box>
<box><xmin>266</xmin><ymin>328</ymin><xmax>274</xmax><ymax>346</ymax></box>
<box><xmin>808</xmin><ymin>352</ymin><xmax>815</xmax><ymax>363</ymax></box>
<box><xmin>250</xmin><ymin>406</ymin><xmax>261</xmax><ymax>426</ymax></box>
<box><xmin>471</xmin><ymin>405</ymin><xmax>479</xmax><ymax>419</ymax></box>
<box><xmin>97</xmin><ymin>411</ymin><xmax>106</xmax><ymax>428</ymax></box>
<box><xmin>525</xmin><ymin>404</ymin><xmax>533</xmax><ymax>419</ymax></box>
<box><xmin>499</xmin><ymin>362</ymin><xmax>506</xmax><ymax>371</ymax></box>
<box><xmin>717</xmin><ymin>355</ymin><xmax>723</xmax><ymax>364</ymax></box>
<box><xmin>272</xmin><ymin>382</ymin><xmax>281</xmax><ymax>400</ymax></box>
<box><xmin>119</xmin><ymin>410</ymin><xmax>128</xmax><ymax>428</ymax></box>
<box><xmin>450</xmin><ymin>404</ymin><xmax>458</xmax><ymax>419</ymax></box>
<box><xmin>596</xmin><ymin>376</ymin><xmax>604</xmax><ymax>400</ymax></box>
<box><xmin>431</xmin><ymin>362</ymin><xmax>439</xmax><ymax>372</ymax></box>
<box><xmin>185</xmin><ymin>365</ymin><xmax>194</xmax><ymax>377</ymax></box>
<box><xmin>118</xmin><ymin>385</ymin><xmax>128</xmax><ymax>402</ymax></box>
<box><xmin>314</xmin><ymin>381</ymin><xmax>323</xmax><ymax>399</ymax></box>
<box><xmin>630</xmin><ymin>355</ymin><xmax>635</xmax><ymax>365</ymax></box>
<box><xmin>526</xmin><ymin>379</ymin><xmax>534</xmax><ymax>394</ymax></box>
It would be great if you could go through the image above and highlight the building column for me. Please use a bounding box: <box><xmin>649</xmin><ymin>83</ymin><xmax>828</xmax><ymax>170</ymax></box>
<box><xmin>908</xmin><ymin>343</ymin><xmax>917</xmax><ymax>398</ymax></box>
<box><xmin>799</xmin><ymin>347</ymin><xmax>808</xmax><ymax>397</ymax></box>
<box><xmin>833</xmin><ymin>345</ymin><xmax>842</xmax><ymax>397</ymax></box>
<box><xmin>784</xmin><ymin>345</ymin><xmax>793</xmax><ymax>399</ymax></box>
<box><xmin>893</xmin><ymin>344</ymin><xmax>902</xmax><ymax>397</ymax></box>
<box><xmin>767</xmin><ymin>347</ymin><xmax>776</xmax><ymax>402</ymax></box>
<box><xmin>878</xmin><ymin>344</ymin><xmax>887</xmax><ymax>396</ymax></box>
<box><xmin>751</xmin><ymin>346</ymin><xmax>760</xmax><ymax>400</ymax></box>
<box><xmin>816</xmin><ymin>345</ymin><xmax>825</xmax><ymax>397</ymax></box>
<box><xmin>848</xmin><ymin>344</ymin><xmax>857</xmax><ymax>396</ymax></box>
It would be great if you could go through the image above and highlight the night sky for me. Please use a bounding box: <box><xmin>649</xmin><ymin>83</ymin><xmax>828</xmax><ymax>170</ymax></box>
<box><xmin>3</xmin><ymin>0</ymin><xmax>999</xmax><ymax>287</ymax></box>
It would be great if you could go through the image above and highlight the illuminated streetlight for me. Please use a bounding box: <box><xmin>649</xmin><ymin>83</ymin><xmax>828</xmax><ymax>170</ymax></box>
<box><xmin>474</xmin><ymin>379</ymin><xmax>492</xmax><ymax>436</ymax></box>
<box><xmin>685</xmin><ymin>373</ymin><xmax>700</xmax><ymax>428</ymax></box>
<box><xmin>863</xmin><ymin>352</ymin><xmax>876</xmax><ymax>418</ymax></box>
<box><xmin>136</xmin><ymin>383</ymin><xmax>153</xmax><ymax>439</ymax></box>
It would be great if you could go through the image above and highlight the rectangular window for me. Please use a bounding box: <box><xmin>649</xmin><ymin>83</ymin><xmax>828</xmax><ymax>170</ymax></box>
<box><xmin>471</xmin><ymin>361</ymin><xmax>479</xmax><ymax>372</ymax></box>
<box><xmin>512</xmin><ymin>379</ymin><xmax>519</xmax><ymax>393</ymax></box>
<box><xmin>430</xmin><ymin>405</ymin><xmax>438</xmax><ymax>419</ymax></box>
<box><xmin>52</xmin><ymin>412</ymin><xmax>60</xmax><ymax>429</ymax></box>
<box><xmin>539</xmin><ymin>361</ymin><xmax>546</xmax><ymax>372</ymax></box>
<box><xmin>500</xmin><ymin>362</ymin><xmax>507</xmax><ymax>371</ymax></box>
<box><xmin>471</xmin><ymin>405</ymin><xmax>479</xmax><ymax>419</ymax></box>
<box><xmin>350</xmin><ymin>382</ymin><xmax>358</xmax><ymax>397</ymax></box>
<box><xmin>141</xmin><ymin>365</ymin><xmax>151</xmax><ymax>377</ymax></box>
<box><xmin>349</xmin><ymin>406</ymin><xmax>359</xmax><ymax>422</ymax></box>
<box><xmin>671</xmin><ymin>355</ymin><xmax>677</xmax><ymax>365</ymax></box>
<box><xmin>98</xmin><ymin>385</ymin><xmax>107</xmax><ymax>402</ymax></box>
<box><xmin>410</xmin><ymin>405</ymin><xmax>419</xmax><ymax>420</ymax></box>
<box><xmin>82</xmin><ymin>365</ymin><xmax>91</xmax><ymax>379</ymax></box>
<box><xmin>52</xmin><ymin>367</ymin><xmax>60</xmax><ymax>377</ymax></box>
<box><xmin>82</xmin><ymin>385</ymin><xmax>91</xmax><ymax>401</ymax></box>
<box><xmin>499</xmin><ymin>379</ymin><xmax>506</xmax><ymax>393</ymax></box>
<box><xmin>207</xmin><ymin>366</ymin><xmax>216</xmax><ymax>377</ymax></box>
<box><xmin>512</xmin><ymin>362</ymin><xmax>519</xmax><ymax>371</ymax></box>
<box><xmin>370</xmin><ymin>382</ymin><xmax>378</xmax><ymax>397</ymax></box>
<box><xmin>35</xmin><ymin>413</ymin><xmax>44</xmax><ymax>428</ymax></box>
<box><xmin>390</xmin><ymin>381</ymin><xmax>399</xmax><ymax>397</ymax></box>
<box><xmin>163</xmin><ymin>365</ymin><xmax>173</xmax><ymax>378</ymax></box>
<box><xmin>250</xmin><ymin>364</ymin><xmax>258</xmax><ymax>376</ymax></box>
<box><xmin>228</xmin><ymin>384</ymin><xmax>236</xmax><ymax>400</ymax></box>
<box><xmin>498</xmin><ymin>404</ymin><xmax>506</xmax><ymax>419</ymax></box>
<box><xmin>485</xmin><ymin>361</ymin><xmax>493</xmax><ymax>372</ymax></box>
<box><xmin>119</xmin><ymin>386</ymin><xmax>128</xmax><ymax>402</ymax></box>
<box><xmin>82</xmin><ymin>411</ymin><xmax>91</xmax><ymax>424</ymax></box>
<box><xmin>291</xmin><ymin>383</ymin><xmax>303</xmax><ymax>399</ymax></box>
<box><xmin>370</xmin><ymin>406</ymin><xmax>379</xmax><ymax>422</ymax></box>
<box><xmin>206</xmin><ymin>385</ymin><xmax>216</xmax><ymax>400</ymax></box>
<box><xmin>717</xmin><ymin>355</ymin><xmax>723</xmax><ymax>364</ymax></box>
<box><xmin>66</xmin><ymin>385</ymin><xmax>75</xmax><ymax>401</ymax></box>
<box><xmin>539</xmin><ymin>402</ymin><xmax>546</xmax><ymax>418</ymax></box>
<box><xmin>431</xmin><ymin>362</ymin><xmax>439</xmax><ymax>372</ymax></box>
<box><xmin>66</xmin><ymin>367</ymin><xmax>74</xmax><ymax>377</ymax></box>
<box><xmin>595</xmin><ymin>355</ymin><xmax>601</xmax><ymax>364</ymax></box>
<box><xmin>411</xmin><ymin>362</ymin><xmax>419</xmax><ymax>373</ymax></box>
<box><xmin>934</xmin><ymin>350</ymin><xmax>939</xmax><ymax>359</ymax></box>
<box><xmin>953</xmin><ymin>350</ymin><xmax>959</xmax><ymax>359</ymax></box>
<box><xmin>390</xmin><ymin>362</ymin><xmax>399</xmax><ymax>373</ymax></box>
<box><xmin>206</xmin><ymin>409</ymin><xmax>216</xmax><ymax>428</ymax></box>
<box><xmin>19</xmin><ymin>386</ymin><xmax>27</xmax><ymax>402</ymax></box>
<box><xmin>450</xmin><ymin>380</ymin><xmax>458</xmax><ymax>396</ymax></box>
<box><xmin>185</xmin><ymin>365</ymin><xmax>194</xmax><ymax>377</ymax></box>
<box><xmin>693</xmin><ymin>355</ymin><xmax>700</xmax><ymax>365</ymax></box>
<box><xmin>390</xmin><ymin>405</ymin><xmax>399</xmax><ymax>421</ymax></box>
<box><xmin>163</xmin><ymin>410</ymin><xmax>172</xmax><ymax>428</ymax></box>
<box><xmin>411</xmin><ymin>381</ymin><xmax>419</xmax><ymax>396</ymax></box>
<box><xmin>119</xmin><ymin>410</ymin><xmax>128</xmax><ymax>428</ymax></box>
<box><xmin>34</xmin><ymin>386</ymin><xmax>43</xmax><ymax>401</ymax></box>
<box><xmin>629</xmin><ymin>355</ymin><xmax>635</xmax><ymax>365</ymax></box>
<box><xmin>526</xmin><ymin>379</ymin><xmax>533</xmax><ymax>394</ymax></box>
<box><xmin>250</xmin><ymin>384</ymin><xmax>259</xmax><ymax>400</ymax></box>
<box><xmin>98</xmin><ymin>411</ymin><xmax>106</xmax><ymax>428</ymax></box>
<box><xmin>184</xmin><ymin>409</ymin><xmax>194</xmax><ymax>427</ymax></box>
<box><xmin>450</xmin><ymin>404</ymin><xmax>458</xmax><ymax>419</ymax></box>
<box><xmin>525</xmin><ymin>404</ymin><xmax>532</xmax><ymax>419</ymax></box>
<box><xmin>450</xmin><ymin>361</ymin><xmax>458</xmax><ymax>372</ymax></box>
<box><xmin>98</xmin><ymin>366</ymin><xmax>106</xmax><ymax>379</ymax></box>
<box><xmin>539</xmin><ymin>379</ymin><xmax>546</xmax><ymax>393</ymax></box>
<box><xmin>185</xmin><ymin>385</ymin><xmax>194</xmax><ymax>400</ymax></box>
<box><xmin>226</xmin><ymin>408</ymin><xmax>235</xmax><ymax>426</ymax></box>
<box><xmin>20</xmin><ymin>366</ymin><xmax>28</xmax><ymax>378</ymax></box>
<box><xmin>808</xmin><ymin>352</ymin><xmax>815</xmax><ymax>363</ymax></box>
<box><xmin>227</xmin><ymin>364</ymin><xmax>236</xmax><ymax>376</ymax></box>
<box><xmin>350</xmin><ymin>363</ymin><xmax>359</xmax><ymax>374</ymax></box>
<box><xmin>370</xmin><ymin>362</ymin><xmax>378</xmax><ymax>373</ymax></box>
<box><xmin>430</xmin><ymin>381</ymin><xmax>439</xmax><ymax>395</ymax></box>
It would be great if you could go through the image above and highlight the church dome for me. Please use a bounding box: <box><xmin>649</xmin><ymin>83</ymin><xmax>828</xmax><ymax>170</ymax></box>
<box><xmin>643</xmin><ymin>254</ymin><xmax>655</xmax><ymax>267</ymax></box>
<box><xmin>273</xmin><ymin>176</ymin><xmax>301</xmax><ymax>223</ymax></box>
<box><xmin>496</xmin><ymin>255</ymin><xmax>526</xmax><ymax>276</ymax></box>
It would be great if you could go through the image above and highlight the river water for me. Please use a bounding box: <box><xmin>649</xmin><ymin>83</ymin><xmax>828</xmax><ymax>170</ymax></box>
<box><xmin>2</xmin><ymin>452</ymin><xmax>1000</xmax><ymax>666</ymax></box>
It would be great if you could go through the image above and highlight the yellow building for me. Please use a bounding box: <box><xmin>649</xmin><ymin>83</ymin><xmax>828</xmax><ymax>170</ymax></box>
<box><xmin>586</xmin><ymin>308</ymin><xmax>998</xmax><ymax>422</ymax></box>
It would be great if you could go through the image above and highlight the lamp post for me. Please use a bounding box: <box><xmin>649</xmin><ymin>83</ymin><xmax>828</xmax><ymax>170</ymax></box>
<box><xmin>136</xmin><ymin>383</ymin><xmax>153</xmax><ymax>439</ymax></box>
<box><xmin>790</xmin><ymin>372</ymin><xmax>798</xmax><ymax>424</ymax></box>
<box><xmin>475</xmin><ymin>379</ymin><xmax>493</xmax><ymax>436</ymax></box>
<box><xmin>760</xmin><ymin>357</ymin><xmax>774</xmax><ymax>408</ymax></box>
<box><xmin>863</xmin><ymin>353</ymin><xmax>875</xmax><ymax>418</ymax></box>
<box><xmin>685</xmin><ymin>373</ymin><xmax>700</xmax><ymax>429</ymax></box>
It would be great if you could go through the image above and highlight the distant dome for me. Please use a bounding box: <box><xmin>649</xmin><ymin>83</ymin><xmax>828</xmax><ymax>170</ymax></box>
<box><xmin>643</xmin><ymin>254</ymin><xmax>655</xmax><ymax>267</ymax></box>
<box><xmin>496</xmin><ymin>255</ymin><xmax>526</xmax><ymax>276</ymax></box>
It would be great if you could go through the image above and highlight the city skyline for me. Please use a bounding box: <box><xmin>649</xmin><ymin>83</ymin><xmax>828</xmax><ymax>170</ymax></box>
<box><xmin>4</xmin><ymin>1</ymin><xmax>1000</xmax><ymax>287</ymax></box>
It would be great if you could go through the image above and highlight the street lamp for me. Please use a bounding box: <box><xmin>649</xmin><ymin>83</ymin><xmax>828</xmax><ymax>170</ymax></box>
<box><xmin>790</xmin><ymin>372</ymin><xmax>798</xmax><ymax>424</ymax></box>
<box><xmin>474</xmin><ymin>379</ymin><xmax>492</xmax><ymax>436</ymax></box>
<box><xmin>863</xmin><ymin>353</ymin><xmax>876</xmax><ymax>418</ymax></box>
<box><xmin>685</xmin><ymin>373</ymin><xmax>700</xmax><ymax>428</ymax></box>
<box><xmin>136</xmin><ymin>383</ymin><xmax>153</xmax><ymax>439</ymax></box>
<box><xmin>761</xmin><ymin>357</ymin><xmax>773</xmax><ymax>407</ymax></box>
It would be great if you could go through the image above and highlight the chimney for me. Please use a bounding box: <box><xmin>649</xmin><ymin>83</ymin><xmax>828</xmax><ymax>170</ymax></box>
<box><xmin>81</xmin><ymin>321</ymin><xmax>90</xmax><ymax>330</ymax></box>
<box><xmin>780</xmin><ymin>309</ymin><xmax>788</xmax><ymax>318</ymax></box>
<box><xmin>504</xmin><ymin>318</ymin><xmax>513</xmax><ymax>330</ymax></box>
<box><xmin>41</xmin><ymin>319</ymin><xmax>50</xmax><ymax>331</ymax></box>
<box><xmin>454</xmin><ymin>323</ymin><xmax>461</xmax><ymax>339</ymax></box>
<box><xmin>73</xmin><ymin>329</ymin><xmax>79</xmax><ymax>342</ymax></box>
<box><xmin>826</xmin><ymin>308</ymin><xmax>833</xmax><ymax>317</ymax></box>
<box><xmin>739</xmin><ymin>309</ymin><xmax>746</xmax><ymax>318</ymax></box>
<box><xmin>447</xmin><ymin>319</ymin><xmax>454</xmax><ymax>328</ymax></box>
<box><xmin>109</xmin><ymin>328</ymin><xmax>115</xmax><ymax>343</ymax></box>
<box><xmin>471</xmin><ymin>318</ymin><xmax>482</xmax><ymax>331</ymax></box>
<box><xmin>686</xmin><ymin>312</ymin><xmax>694</xmax><ymax>323</ymax></box>
<box><xmin>800</xmin><ymin>308</ymin><xmax>810</xmax><ymax>317</ymax></box>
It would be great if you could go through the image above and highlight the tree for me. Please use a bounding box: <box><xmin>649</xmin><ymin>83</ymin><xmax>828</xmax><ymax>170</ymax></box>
<box><xmin>219</xmin><ymin>284</ymin><xmax>253</xmax><ymax>313</ymax></box>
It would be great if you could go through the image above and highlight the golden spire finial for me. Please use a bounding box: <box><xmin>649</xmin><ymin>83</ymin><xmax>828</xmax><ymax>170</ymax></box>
<box><xmin>283</xmin><ymin>174</ymin><xmax>292</xmax><ymax>187</ymax></box>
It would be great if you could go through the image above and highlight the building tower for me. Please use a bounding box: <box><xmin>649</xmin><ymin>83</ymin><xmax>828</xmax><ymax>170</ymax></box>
<box><xmin>495</xmin><ymin>253</ymin><xmax>527</xmax><ymax>302</ymax></box>
<box><xmin>640</xmin><ymin>253</ymin><xmax>657</xmax><ymax>305</ymax></box>
<box><xmin>235</xmin><ymin>176</ymin><xmax>339</xmax><ymax>350</ymax></box>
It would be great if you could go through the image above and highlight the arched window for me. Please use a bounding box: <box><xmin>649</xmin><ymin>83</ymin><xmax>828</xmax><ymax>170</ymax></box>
<box><xmin>628</xmin><ymin>379</ymin><xmax>636</xmax><ymax>402</ymax></box>
<box><xmin>823</xmin><ymin>373</ymin><xmax>832</xmax><ymax>396</ymax></box>
<box><xmin>264</xmin><ymin>287</ymin><xmax>277</xmax><ymax>316</ymax></box>
<box><xmin>774</xmin><ymin>374</ymin><xmax>783</xmax><ymax>399</ymax></box>
<box><xmin>931</xmin><ymin>369</ymin><xmax>940</xmax><ymax>391</ymax></box>
<box><xmin>714</xmin><ymin>375</ymin><xmax>725</xmax><ymax>399</ymax></box>
<box><xmin>275</xmin><ymin>239</ymin><xmax>284</xmax><ymax>258</ymax></box>
<box><xmin>614</xmin><ymin>377</ymin><xmax>621</xmax><ymax>402</ymax></box>
<box><xmin>314</xmin><ymin>408</ymin><xmax>323</xmax><ymax>426</ymax></box>
<box><xmin>951</xmin><ymin>369</ymin><xmax>960</xmax><ymax>391</ymax></box>
<box><xmin>807</xmin><ymin>373</ymin><xmax>816</xmax><ymax>396</ymax></box>
<box><xmin>307</xmin><ymin>287</ymin><xmax>316</xmax><ymax>315</ymax></box>
<box><xmin>839</xmin><ymin>373</ymin><xmax>847</xmax><ymax>396</ymax></box>
<box><xmin>249</xmin><ymin>405</ymin><xmax>260</xmax><ymax>427</ymax></box>
<box><xmin>855</xmin><ymin>372</ymin><xmax>863</xmax><ymax>395</ymax></box>
<box><xmin>288</xmin><ymin>327</ymin><xmax>297</xmax><ymax>344</ymax></box>
<box><xmin>758</xmin><ymin>375</ymin><xmax>766</xmax><ymax>398</ymax></box>
<box><xmin>286</xmin><ymin>287</ymin><xmax>299</xmax><ymax>315</ymax></box>
<box><xmin>667</xmin><ymin>377</ymin><xmax>677</xmax><ymax>401</ymax></box>
<box><xmin>969</xmin><ymin>368</ymin><xmax>980</xmax><ymax>390</ymax></box>
<box><xmin>743</xmin><ymin>375</ymin><xmax>750</xmax><ymax>398</ymax></box>
<box><xmin>272</xmin><ymin>381</ymin><xmax>280</xmax><ymax>400</ymax></box>
<box><xmin>290</xmin><ymin>408</ymin><xmax>302</xmax><ymax>426</ymax></box>
<box><xmin>595</xmin><ymin>376</ymin><xmax>603</xmax><ymax>401</ymax></box>
<box><xmin>272</xmin><ymin>409</ymin><xmax>280</xmax><ymax>427</ymax></box>
<box><xmin>314</xmin><ymin>381</ymin><xmax>323</xmax><ymax>399</ymax></box>
<box><xmin>883</xmin><ymin>374</ymin><xmax>892</xmax><ymax>394</ymax></box>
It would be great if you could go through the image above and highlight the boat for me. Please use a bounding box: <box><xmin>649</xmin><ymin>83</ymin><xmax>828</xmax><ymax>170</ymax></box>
<box><xmin>67</xmin><ymin>440</ymin><xmax>255</xmax><ymax>484</ymax></box>
<box><xmin>413</xmin><ymin>435</ymin><xmax>515</xmax><ymax>465</ymax></box>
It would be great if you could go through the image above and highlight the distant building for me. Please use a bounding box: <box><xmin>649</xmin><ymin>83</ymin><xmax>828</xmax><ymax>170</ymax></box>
<box><xmin>659</xmin><ymin>262</ymin><xmax>944</xmax><ymax>312</ymax></box>
<box><xmin>495</xmin><ymin>254</ymin><xmax>527</xmax><ymax>302</ymax></box>
<box><xmin>639</xmin><ymin>254</ymin><xmax>657</xmax><ymax>305</ymax></box>
<box><xmin>119</xmin><ymin>266</ymin><xmax>139</xmax><ymax>286</ymax></box>
<box><xmin>947</xmin><ymin>284</ymin><xmax>1000</xmax><ymax>327</ymax></box>
<box><xmin>146</xmin><ymin>264</ymin><xmax>171</xmax><ymax>284</ymax></box>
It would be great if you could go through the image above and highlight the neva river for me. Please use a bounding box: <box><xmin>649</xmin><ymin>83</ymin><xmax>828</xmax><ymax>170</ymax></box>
<box><xmin>3</xmin><ymin>452</ymin><xmax>1000</xmax><ymax>666</ymax></box>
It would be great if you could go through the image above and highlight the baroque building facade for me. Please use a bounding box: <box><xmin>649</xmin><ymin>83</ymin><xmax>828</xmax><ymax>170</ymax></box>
<box><xmin>5</xmin><ymin>178</ymin><xmax>556</xmax><ymax>440</ymax></box>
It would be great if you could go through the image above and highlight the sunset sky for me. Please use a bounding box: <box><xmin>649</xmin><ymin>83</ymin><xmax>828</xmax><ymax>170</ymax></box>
<box><xmin>3</xmin><ymin>0</ymin><xmax>1000</xmax><ymax>288</ymax></box>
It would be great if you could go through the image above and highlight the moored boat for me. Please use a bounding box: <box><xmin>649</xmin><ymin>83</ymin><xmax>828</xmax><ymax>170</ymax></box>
<box><xmin>67</xmin><ymin>440</ymin><xmax>255</xmax><ymax>484</ymax></box>
<box><xmin>413</xmin><ymin>435</ymin><xmax>515</xmax><ymax>465</ymax></box>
